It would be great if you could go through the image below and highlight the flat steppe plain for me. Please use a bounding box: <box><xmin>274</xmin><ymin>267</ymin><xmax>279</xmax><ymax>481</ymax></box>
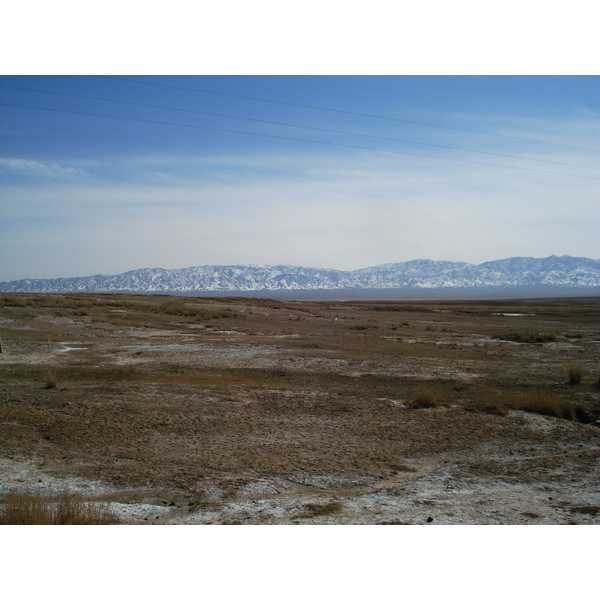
<box><xmin>1</xmin><ymin>292</ymin><xmax>599</xmax><ymax>524</ymax></box>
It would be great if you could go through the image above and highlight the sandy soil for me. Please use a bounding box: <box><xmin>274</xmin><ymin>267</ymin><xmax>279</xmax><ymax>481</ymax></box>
<box><xmin>1</xmin><ymin>293</ymin><xmax>599</xmax><ymax>524</ymax></box>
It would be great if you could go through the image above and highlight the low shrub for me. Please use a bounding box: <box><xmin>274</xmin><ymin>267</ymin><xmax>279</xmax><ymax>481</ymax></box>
<box><xmin>45</xmin><ymin>373</ymin><xmax>58</xmax><ymax>389</ymax></box>
<box><xmin>408</xmin><ymin>388</ymin><xmax>444</xmax><ymax>409</ymax></box>
<box><xmin>567</xmin><ymin>366</ymin><xmax>584</xmax><ymax>385</ymax></box>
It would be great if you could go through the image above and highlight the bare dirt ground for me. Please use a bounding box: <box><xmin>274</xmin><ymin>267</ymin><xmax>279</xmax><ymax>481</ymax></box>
<box><xmin>1</xmin><ymin>292</ymin><xmax>599</xmax><ymax>524</ymax></box>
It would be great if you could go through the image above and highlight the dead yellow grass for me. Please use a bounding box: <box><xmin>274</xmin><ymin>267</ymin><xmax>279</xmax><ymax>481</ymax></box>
<box><xmin>298</xmin><ymin>501</ymin><xmax>344</xmax><ymax>518</ymax></box>
<box><xmin>45</xmin><ymin>372</ymin><xmax>58</xmax><ymax>389</ymax></box>
<box><xmin>511</xmin><ymin>390</ymin><xmax>576</xmax><ymax>420</ymax></box>
<box><xmin>408</xmin><ymin>388</ymin><xmax>444</xmax><ymax>409</ymax></box>
<box><xmin>0</xmin><ymin>490</ymin><xmax>117</xmax><ymax>525</ymax></box>
<box><xmin>567</xmin><ymin>366</ymin><xmax>584</xmax><ymax>384</ymax></box>
<box><xmin>465</xmin><ymin>397</ymin><xmax>509</xmax><ymax>416</ymax></box>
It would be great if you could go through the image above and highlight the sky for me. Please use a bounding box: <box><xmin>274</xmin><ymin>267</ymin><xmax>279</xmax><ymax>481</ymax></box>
<box><xmin>1</xmin><ymin>74</ymin><xmax>599</xmax><ymax>281</ymax></box>
<box><xmin>1</xmin><ymin>0</ymin><xmax>599</xmax><ymax>282</ymax></box>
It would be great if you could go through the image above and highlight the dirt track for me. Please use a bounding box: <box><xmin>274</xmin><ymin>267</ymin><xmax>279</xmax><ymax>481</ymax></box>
<box><xmin>1</xmin><ymin>293</ymin><xmax>599</xmax><ymax>524</ymax></box>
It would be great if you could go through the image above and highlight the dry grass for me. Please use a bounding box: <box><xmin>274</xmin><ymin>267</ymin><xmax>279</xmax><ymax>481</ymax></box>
<box><xmin>298</xmin><ymin>501</ymin><xmax>344</xmax><ymax>518</ymax></box>
<box><xmin>494</xmin><ymin>331</ymin><xmax>557</xmax><ymax>343</ymax></box>
<box><xmin>2</xmin><ymin>293</ymin><xmax>600</xmax><ymax>524</ymax></box>
<box><xmin>408</xmin><ymin>388</ymin><xmax>444</xmax><ymax>409</ymax></box>
<box><xmin>45</xmin><ymin>372</ymin><xmax>58</xmax><ymax>389</ymax></box>
<box><xmin>0</xmin><ymin>490</ymin><xmax>117</xmax><ymax>525</ymax></box>
<box><xmin>567</xmin><ymin>366</ymin><xmax>584</xmax><ymax>385</ymax></box>
<box><xmin>465</xmin><ymin>398</ymin><xmax>509</xmax><ymax>416</ymax></box>
<box><xmin>511</xmin><ymin>390</ymin><xmax>576</xmax><ymax>420</ymax></box>
<box><xmin>155</xmin><ymin>300</ymin><xmax>234</xmax><ymax>320</ymax></box>
<box><xmin>466</xmin><ymin>389</ymin><xmax>586</xmax><ymax>421</ymax></box>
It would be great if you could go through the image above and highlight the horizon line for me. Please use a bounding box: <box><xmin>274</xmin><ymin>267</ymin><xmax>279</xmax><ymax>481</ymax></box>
<box><xmin>2</xmin><ymin>254</ymin><xmax>598</xmax><ymax>284</ymax></box>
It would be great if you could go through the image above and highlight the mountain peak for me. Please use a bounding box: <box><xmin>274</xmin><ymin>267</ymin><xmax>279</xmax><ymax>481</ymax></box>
<box><xmin>1</xmin><ymin>256</ymin><xmax>599</xmax><ymax>293</ymax></box>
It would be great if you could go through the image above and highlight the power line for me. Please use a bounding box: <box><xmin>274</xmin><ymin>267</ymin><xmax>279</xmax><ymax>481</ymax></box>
<box><xmin>97</xmin><ymin>75</ymin><xmax>600</xmax><ymax>154</ymax></box>
<box><xmin>2</xmin><ymin>101</ymin><xmax>600</xmax><ymax>181</ymax></box>
<box><xmin>2</xmin><ymin>83</ymin><xmax>599</xmax><ymax>173</ymax></box>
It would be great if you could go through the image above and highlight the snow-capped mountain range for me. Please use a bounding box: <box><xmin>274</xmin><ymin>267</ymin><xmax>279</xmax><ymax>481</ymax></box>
<box><xmin>1</xmin><ymin>255</ymin><xmax>599</xmax><ymax>293</ymax></box>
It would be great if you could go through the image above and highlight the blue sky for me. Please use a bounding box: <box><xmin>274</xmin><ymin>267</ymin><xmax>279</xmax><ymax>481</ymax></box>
<box><xmin>1</xmin><ymin>74</ymin><xmax>599</xmax><ymax>281</ymax></box>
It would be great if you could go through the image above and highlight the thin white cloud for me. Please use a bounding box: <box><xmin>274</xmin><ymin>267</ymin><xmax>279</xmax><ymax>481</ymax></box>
<box><xmin>1</xmin><ymin>108</ymin><xmax>599</xmax><ymax>280</ymax></box>
<box><xmin>0</xmin><ymin>157</ymin><xmax>86</xmax><ymax>179</ymax></box>
<box><xmin>1</xmin><ymin>141</ymin><xmax>598</xmax><ymax>280</ymax></box>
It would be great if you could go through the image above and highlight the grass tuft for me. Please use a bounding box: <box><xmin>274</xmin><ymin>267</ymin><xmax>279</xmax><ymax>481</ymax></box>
<box><xmin>300</xmin><ymin>501</ymin><xmax>344</xmax><ymax>517</ymax></box>
<box><xmin>408</xmin><ymin>388</ymin><xmax>444</xmax><ymax>409</ymax></box>
<box><xmin>0</xmin><ymin>490</ymin><xmax>117</xmax><ymax>525</ymax></box>
<box><xmin>567</xmin><ymin>366</ymin><xmax>584</xmax><ymax>385</ymax></box>
<box><xmin>465</xmin><ymin>399</ymin><xmax>509</xmax><ymax>416</ymax></box>
<box><xmin>45</xmin><ymin>373</ymin><xmax>58</xmax><ymax>389</ymax></box>
<box><xmin>511</xmin><ymin>390</ymin><xmax>575</xmax><ymax>420</ymax></box>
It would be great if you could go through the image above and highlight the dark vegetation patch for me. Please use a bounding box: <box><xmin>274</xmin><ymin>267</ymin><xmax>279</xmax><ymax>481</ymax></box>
<box><xmin>464</xmin><ymin>390</ymin><xmax>598</xmax><ymax>424</ymax></box>
<box><xmin>297</xmin><ymin>501</ymin><xmax>344</xmax><ymax>518</ymax></box>
<box><xmin>407</xmin><ymin>388</ymin><xmax>445</xmax><ymax>409</ymax></box>
<box><xmin>512</xmin><ymin>390</ymin><xmax>577</xmax><ymax>420</ymax></box>
<box><xmin>371</xmin><ymin>304</ymin><xmax>433</xmax><ymax>313</ymax></box>
<box><xmin>569</xmin><ymin>505</ymin><xmax>600</xmax><ymax>516</ymax></box>
<box><xmin>494</xmin><ymin>331</ymin><xmax>557</xmax><ymax>343</ymax></box>
<box><xmin>567</xmin><ymin>366</ymin><xmax>583</xmax><ymax>385</ymax></box>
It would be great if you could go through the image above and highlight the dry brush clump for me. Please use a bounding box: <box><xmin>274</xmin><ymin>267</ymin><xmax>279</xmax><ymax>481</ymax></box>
<box><xmin>465</xmin><ymin>389</ymin><xmax>591</xmax><ymax>421</ymax></box>
<box><xmin>0</xmin><ymin>294</ymin><xmax>103</xmax><ymax>310</ymax></box>
<box><xmin>511</xmin><ymin>390</ymin><xmax>576</xmax><ymax>420</ymax></box>
<box><xmin>45</xmin><ymin>372</ymin><xmax>58</xmax><ymax>389</ymax></box>
<box><xmin>494</xmin><ymin>330</ymin><xmax>557</xmax><ymax>343</ymax></box>
<box><xmin>464</xmin><ymin>396</ymin><xmax>510</xmax><ymax>416</ymax></box>
<box><xmin>567</xmin><ymin>366</ymin><xmax>584</xmax><ymax>385</ymax></box>
<box><xmin>408</xmin><ymin>388</ymin><xmax>445</xmax><ymax>409</ymax></box>
<box><xmin>0</xmin><ymin>490</ymin><xmax>117</xmax><ymax>525</ymax></box>
<box><xmin>298</xmin><ymin>501</ymin><xmax>344</xmax><ymax>518</ymax></box>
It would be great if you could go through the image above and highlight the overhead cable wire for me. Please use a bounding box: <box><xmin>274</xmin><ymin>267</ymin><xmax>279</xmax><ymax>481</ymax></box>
<box><xmin>2</xmin><ymin>83</ymin><xmax>598</xmax><ymax>172</ymax></box>
<box><xmin>2</xmin><ymin>101</ymin><xmax>600</xmax><ymax>181</ymax></box>
<box><xmin>97</xmin><ymin>75</ymin><xmax>600</xmax><ymax>154</ymax></box>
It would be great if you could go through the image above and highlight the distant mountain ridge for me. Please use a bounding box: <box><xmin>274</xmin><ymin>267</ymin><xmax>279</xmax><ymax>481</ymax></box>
<box><xmin>1</xmin><ymin>255</ymin><xmax>599</xmax><ymax>293</ymax></box>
